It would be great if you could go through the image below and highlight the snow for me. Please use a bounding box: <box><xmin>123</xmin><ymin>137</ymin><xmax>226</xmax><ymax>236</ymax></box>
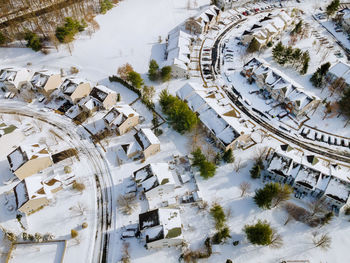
<box><xmin>138</xmin><ymin>128</ymin><xmax>160</xmax><ymax>149</ymax></box>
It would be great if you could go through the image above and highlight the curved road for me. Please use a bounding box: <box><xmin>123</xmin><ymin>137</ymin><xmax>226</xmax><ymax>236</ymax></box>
<box><xmin>0</xmin><ymin>100</ymin><xmax>114</xmax><ymax>263</ymax></box>
<box><xmin>200</xmin><ymin>16</ymin><xmax>350</xmax><ymax>164</ymax></box>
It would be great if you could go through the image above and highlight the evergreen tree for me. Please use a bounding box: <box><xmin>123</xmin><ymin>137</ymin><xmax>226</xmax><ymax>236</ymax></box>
<box><xmin>250</xmin><ymin>160</ymin><xmax>262</xmax><ymax>179</ymax></box>
<box><xmin>310</xmin><ymin>62</ymin><xmax>331</xmax><ymax>88</ymax></box>
<box><xmin>100</xmin><ymin>0</ymin><xmax>113</xmax><ymax>14</ymax></box>
<box><xmin>247</xmin><ymin>38</ymin><xmax>260</xmax><ymax>53</ymax></box>
<box><xmin>222</xmin><ymin>149</ymin><xmax>234</xmax><ymax>163</ymax></box>
<box><xmin>0</xmin><ymin>32</ymin><xmax>6</xmax><ymax>45</ymax></box>
<box><xmin>244</xmin><ymin>220</ymin><xmax>273</xmax><ymax>246</ymax></box>
<box><xmin>148</xmin><ymin>59</ymin><xmax>159</xmax><ymax>81</ymax></box>
<box><xmin>127</xmin><ymin>71</ymin><xmax>144</xmax><ymax>89</ymax></box>
<box><xmin>24</xmin><ymin>31</ymin><xmax>42</xmax><ymax>52</ymax></box>
<box><xmin>56</xmin><ymin>17</ymin><xmax>86</xmax><ymax>43</ymax></box>
<box><xmin>272</xmin><ymin>42</ymin><xmax>285</xmax><ymax>64</ymax></box>
<box><xmin>339</xmin><ymin>88</ymin><xmax>350</xmax><ymax>118</ymax></box>
<box><xmin>253</xmin><ymin>182</ymin><xmax>291</xmax><ymax>209</ymax></box>
<box><xmin>326</xmin><ymin>0</ymin><xmax>340</xmax><ymax>17</ymax></box>
<box><xmin>191</xmin><ymin>148</ymin><xmax>206</xmax><ymax>166</ymax></box>
<box><xmin>291</xmin><ymin>21</ymin><xmax>303</xmax><ymax>35</ymax></box>
<box><xmin>161</xmin><ymin>66</ymin><xmax>172</xmax><ymax>82</ymax></box>
<box><xmin>200</xmin><ymin>160</ymin><xmax>216</xmax><ymax>179</ymax></box>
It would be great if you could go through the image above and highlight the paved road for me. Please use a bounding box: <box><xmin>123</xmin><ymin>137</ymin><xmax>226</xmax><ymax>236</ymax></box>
<box><xmin>0</xmin><ymin>101</ymin><xmax>114</xmax><ymax>263</ymax></box>
<box><xmin>202</xmin><ymin>17</ymin><xmax>350</xmax><ymax>164</ymax></box>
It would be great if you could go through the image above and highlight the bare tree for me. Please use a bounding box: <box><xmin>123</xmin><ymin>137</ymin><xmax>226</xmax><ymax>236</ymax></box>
<box><xmin>269</xmin><ymin>229</ymin><xmax>283</xmax><ymax>249</ymax></box>
<box><xmin>312</xmin><ymin>232</ymin><xmax>331</xmax><ymax>251</ymax></box>
<box><xmin>239</xmin><ymin>181</ymin><xmax>251</xmax><ymax>197</ymax></box>
<box><xmin>255</xmin><ymin>146</ymin><xmax>268</xmax><ymax>161</ymax></box>
<box><xmin>121</xmin><ymin>242</ymin><xmax>130</xmax><ymax>263</ymax></box>
<box><xmin>308</xmin><ymin>199</ymin><xmax>326</xmax><ymax>217</ymax></box>
<box><xmin>234</xmin><ymin>158</ymin><xmax>246</xmax><ymax>172</ymax></box>
<box><xmin>117</xmin><ymin>194</ymin><xmax>138</xmax><ymax>215</ymax></box>
<box><xmin>70</xmin><ymin>202</ymin><xmax>88</xmax><ymax>216</ymax></box>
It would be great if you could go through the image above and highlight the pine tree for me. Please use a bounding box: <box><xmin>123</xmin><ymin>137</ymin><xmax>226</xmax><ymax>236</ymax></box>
<box><xmin>310</xmin><ymin>62</ymin><xmax>331</xmax><ymax>88</ymax></box>
<box><xmin>272</xmin><ymin>42</ymin><xmax>285</xmax><ymax>64</ymax></box>
<box><xmin>326</xmin><ymin>0</ymin><xmax>340</xmax><ymax>17</ymax></box>
<box><xmin>161</xmin><ymin>66</ymin><xmax>172</xmax><ymax>82</ymax></box>
<box><xmin>339</xmin><ymin>88</ymin><xmax>350</xmax><ymax>118</ymax></box>
<box><xmin>126</xmin><ymin>71</ymin><xmax>144</xmax><ymax>89</ymax></box>
<box><xmin>148</xmin><ymin>59</ymin><xmax>159</xmax><ymax>81</ymax></box>
<box><xmin>222</xmin><ymin>149</ymin><xmax>234</xmax><ymax>163</ymax></box>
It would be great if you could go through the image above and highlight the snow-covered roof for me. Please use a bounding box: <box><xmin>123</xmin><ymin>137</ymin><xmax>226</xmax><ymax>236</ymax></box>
<box><xmin>176</xmin><ymin>82</ymin><xmax>206</xmax><ymax>101</ymax></box>
<box><xmin>139</xmin><ymin>208</ymin><xmax>183</xmax><ymax>243</ymax></box>
<box><xmin>14</xmin><ymin>176</ymin><xmax>46</xmax><ymax>209</ymax></box>
<box><xmin>89</xmin><ymin>85</ymin><xmax>115</xmax><ymax>102</ymax></box>
<box><xmin>295</xmin><ymin>164</ymin><xmax>321</xmax><ymax>190</ymax></box>
<box><xmin>7</xmin><ymin>144</ymin><xmax>50</xmax><ymax>172</ymax></box>
<box><xmin>134</xmin><ymin>163</ymin><xmax>175</xmax><ymax>193</ymax></box>
<box><xmin>0</xmin><ymin>67</ymin><xmax>32</xmax><ymax>88</ymax></box>
<box><xmin>328</xmin><ymin>61</ymin><xmax>350</xmax><ymax>85</ymax></box>
<box><xmin>166</xmin><ymin>28</ymin><xmax>192</xmax><ymax>70</ymax></box>
<box><xmin>324</xmin><ymin>177</ymin><xmax>350</xmax><ymax>203</ymax></box>
<box><xmin>134</xmin><ymin>128</ymin><xmax>160</xmax><ymax>151</ymax></box>
<box><xmin>103</xmin><ymin>105</ymin><xmax>139</xmax><ymax>127</ymax></box>
<box><xmin>267</xmin><ymin>152</ymin><xmax>293</xmax><ymax>178</ymax></box>
<box><xmin>31</xmin><ymin>72</ymin><xmax>49</xmax><ymax>88</ymax></box>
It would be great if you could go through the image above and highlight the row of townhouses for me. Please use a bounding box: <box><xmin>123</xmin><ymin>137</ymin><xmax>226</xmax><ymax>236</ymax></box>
<box><xmin>267</xmin><ymin>144</ymin><xmax>350</xmax><ymax>214</ymax></box>
<box><xmin>177</xmin><ymin>82</ymin><xmax>254</xmax><ymax>151</ymax></box>
<box><xmin>241</xmin><ymin>11</ymin><xmax>293</xmax><ymax>49</ymax></box>
<box><xmin>241</xmin><ymin>58</ymin><xmax>321</xmax><ymax>118</ymax></box>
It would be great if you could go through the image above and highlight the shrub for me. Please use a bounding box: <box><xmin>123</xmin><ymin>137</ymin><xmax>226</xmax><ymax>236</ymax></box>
<box><xmin>56</xmin><ymin>17</ymin><xmax>86</xmax><ymax>43</ymax></box>
<box><xmin>244</xmin><ymin>220</ymin><xmax>272</xmax><ymax>246</ymax></box>
<box><xmin>345</xmin><ymin>206</ymin><xmax>350</xmax><ymax>215</ymax></box>
<box><xmin>117</xmin><ymin>93</ymin><xmax>121</xmax><ymax>102</ymax></box>
<box><xmin>100</xmin><ymin>0</ymin><xmax>113</xmax><ymax>14</ymax></box>
<box><xmin>82</xmin><ymin>222</ymin><xmax>88</xmax><ymax>229</ymax></box>
<box><xmin>22</xmin><ymin>232</ymin><xmax>28</xmax><ymax>240</ymax></box>
<box><xmin>64</xmin><ymin>166</ymin><xmax>72</xmax><ymax>174</ymax></box>
<box><xmin>148</xmin><ymin>59</ymin><xmax>159</xmax><ymax>81</ymax></box>
<box><xmin>212</xmin><ymin>226</ymin><xmax>230</xmax><ymax>244</ymax></box>
<box><xmin>0</xmin><ymin>32</ymin><xmax>6</xmax><ymax>45</ymax></box>
<box><xmin>24</xmin><ymin>31</ymin><xmax>42</xmax><ymax>51</ymax></box>
<box><xmin>126</xmin><ymin>71</ymin><xmax>144</xmax><ymax>89</ymax></box>
<box><xmin>159</xmin><ymin>89</ymin><xmax>198</xmax><ymax>133</ymax></box>
<box><xmin>160</xmin><ymin>66</ymin><xmax>172</xmax><ymax>82</ymax></box>
<box><xmin>210</xmin><ymin>204</ymin><xmax>226</xmax><ymax>230</ymax></box>
<box><xmin>250</xmin><ymin>160</ymin><xmax>262</xmax><ymax>179</ymax></box>
<box><xmin>71</xmin><ymin>229</ymin><xmax>78</xmax><ymax>238</ymax></box>
<box><xmin>72</xmin><ymin>181</ymin><xmax>85</xmax><ymax>192</ymax></box>
<box><xmin>321</xmin><ymin>212</ymin><xmax>334</xmax><ymax>225</ymax></box>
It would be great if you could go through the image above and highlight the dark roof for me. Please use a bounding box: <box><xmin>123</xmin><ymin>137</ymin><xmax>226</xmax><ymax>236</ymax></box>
<box><xmin>242</xmin><ymin>30</ymin><xmax>251</xmax><ymax>36</ymax></box>
<box><xmin>133</xmin><ymin>164</ymin><xmax>153</xmax><ymax>182</ymax></box>
<box><xmin>14</xmin><ymin>181</ymin><xmax>29</xmax><ymax>209</ymax></box>
<box><xmin>259</xmin><ymin>16</ymin><xmax>272</xmax><ymax>23</ymax></box>
<box><xmin>90</xmin><ymin>87</ymin><xmax>108</xmax><ymax>102</ymax></box>
<box><xmin>7</xmin><ymin>146</ymin><xmax>28</xmax><ymax>172</ymax></box>
<box><xmin>280</xmin><ymin>144</ymin><xmax>288</xmax><ymax>151</ymax></box>
<box><xmin>251</xmin><ymin>24</ymin><xmax>262</xmax><ymax>30</ymax></box>
<box><xmin>139</xmin><ymin>209</ymin><xmax>160</xmax><ymax>230</ymax></box>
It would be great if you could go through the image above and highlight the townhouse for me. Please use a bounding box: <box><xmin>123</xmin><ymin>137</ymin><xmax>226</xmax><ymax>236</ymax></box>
<box><xmin>0</xmin><ymin>67</ymin><xmax>32</xmax><ymax>92</ymax></box>
<box><xmin>103</xmin><ymin>104</ymin><xmax>139</xmax><ymax>135</ymax></box>
<box><xmin>30</xmin><ymin>71</ymin><xmax>63</xmax><ymax>96</ymax></box>
<box><xmin>185</xmin><ymin>5</ymin><xmax>221</xmax><ymax>35</ymax></box>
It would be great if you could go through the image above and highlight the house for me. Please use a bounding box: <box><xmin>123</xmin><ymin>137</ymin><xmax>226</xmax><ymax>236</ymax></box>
<box><xmin>0</xmin><ymin>123</ymin><xmax>25</xmax><ymax>159</ymax></box>
<box><xmin>13</xmin><ymin>175</ymin><xmax>62</xmax><ymax>215</ymax></box>
<box><xmin>165</xmin><ymin>30</ymin><xmax>192</xmax><ymax>78</ymax></box>
<box><xmin>87</xmin><ymin>85</ymin><xmax>117</xmax><ymax>111</ymax></box>
<box><xmin>138</xmin><ymin>208</ymin><xmax>183</xmax><ymax>249</ymax></box>
<box><xmin>59</xmin><ymin>78</ymin><xmax>91</xmax><ymax>104</ymax></box>
<box><xmin>0</xmin><ymin>68</ymin><xmax>32</xmax><ymax>92</ymax></box>
<box><xmin>103</xmin><ymin>104</ymin><xmax>139</xmax><ymax>135</ymax></box>
<box><xmin>30</xmin><ymin>72</ymin><xmax>63</xmax><ymax>96</ymax></box>
<box><xmin>7</xmin><ymin>144</ymin><xmax>53</xmax><ymax>181</ymax></box>
<box><xmin>327</xmin><ymin>61</ymin><xmax>350</xmax><ymax>88</ymax></box>
<box><xmin>133</xmin><ymin>163</ymin><xmax>175</xmax><ymax>200</ymax></box>
<box><xmin>185</xmin><ymin>5</ymin><xmax>221</xmax><ymax>35</ymax></box>
<box><xmin>134</xmin><ymin>128</ymin><xmax>161</xmax><ymax>159</ymax></box>
<box><xmin>241</xmin><ymin>11</ymin><xmax>292</xmax><ymax>48</ymax></box>
<box><xmin>242</xmin><ymin>58</ymin><xmax>320</xmax><ymax>118</ymax></box>
<box><xmin>323</xmin><ymin>176</ymin><xmax>350</xmax><ymax>213</ymax></box>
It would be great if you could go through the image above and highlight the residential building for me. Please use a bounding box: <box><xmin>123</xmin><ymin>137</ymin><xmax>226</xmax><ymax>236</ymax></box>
<box><xmin>242</xmin><ymin>58</ymin><xmax>320</xmax><ymax>118</ymax></box>
<box><xmin>177</xmin><ymin>82</ymin><xmax>253</xmax><ymax>151</ymax></box>
<box><xmin>0</xmin><ymin>68</ymin><xmax>32</xmax><ymax>92</ymax></box>
<box><xmin>336</xmin><ymin>8</ymin><xmax>350</xmax><ymax>33</ymax></box>
<box><xmin>133</xmin><ymin>163</ymin><xmax>175</xmax><ymax>199</ymax></box>
<box><xmin>134</xmin><ymin>128</ymin><xmax>160</xmax><ymax>159</ymax></box>
<box><xmin>7</xmin><ymin>144</ymin><xmax>53</xmax><ymax>181</ymax></box>
<box><xmin>241</xmin><ymin>11</ymin><xmax>292</xmax><ymax>48</ymax></box>
<box><xmin>13</xmin><ymin>175</ymin><xmax>62</xmax><ymax>215</ymax></box>
<box><xmin>59</xmin><ymin>78</ymin><xmax>91</xmax><ymax>104</ymax></box>
<box><xmin>327</xmin><ymin>61</ymin><xmax>350</xmax><ymax>88</ymax></box>
<box><xmin>0</xmin><ymin>123</ymin><xmax>25</xmax><ymax>159</ymax></box>
<box><xmin>30</xmin><ymin>72</ymin><xmax>63</xmax><ymax>95</ymax></box>
<box><xmin>185</xmin><ymin>5</ymin><xmax>221</xmax><ymax>35</ymax></box>
<box><xmin>165</xmin><ymin>29</ymin><xmax>192</xmax><ymax>78</ymax></box>
<box><xmin>103</xmin><ymin>104</ymin><xmax>139</xmax><ymax>135</ymax></box>
<box><xmin>323</xmin><ymin>175</ymin><xmax>350</xmax><ymax>213</ymax></box>
<box><xmin>138</xmin><ymin>208</ymin><xmax>183</xmax><ymax>249</ymax></box>
<box><xmin>86</xmin><ymin>85</ymin><xmax>117</xmax><ymax>111</ymax></box>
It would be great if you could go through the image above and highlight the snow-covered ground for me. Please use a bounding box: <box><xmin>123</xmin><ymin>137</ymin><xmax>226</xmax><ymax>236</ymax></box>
<box><xmin>2</xmin><ymin>0</ymin><xmax>350</xmax><ymax>262</ymax></box>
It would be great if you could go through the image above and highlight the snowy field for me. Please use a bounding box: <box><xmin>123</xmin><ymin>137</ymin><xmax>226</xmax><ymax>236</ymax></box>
<box><xmin>1</xmin><ymin>0</ymin><xmax>350</xmax><ymax>263</ymax></box>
